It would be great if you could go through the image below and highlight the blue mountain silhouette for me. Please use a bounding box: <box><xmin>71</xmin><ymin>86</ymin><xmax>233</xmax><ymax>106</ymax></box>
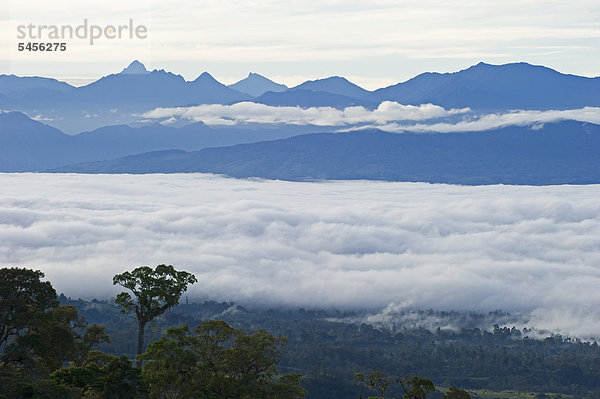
<box><xmin>292</xmin><ymin>76</ymin><xmax>370</xmax><ymax>98</ymax></box>
<box><xmin>0</xmin><ymin>74</ymin><xmax>74</xmax><ymax>97</ymax></box>
<box><xmin>0</xmin><ymin>111</ymin><xmax>328</xmax><ymax>171</ymax></box>
<box><xmin>253</xmin><ymin>89</ymin><xmax>375</xmax><ymax>109</ymax></box>
<box><xmin>229</xmin><ymin>73</ymin><xmax>287</xmax><ymax>97</ymax></box>
<box><xmin>50</xmin><ymin>120</ymin><xmax>600</xmax><ymax>185</ymax></box>
<box><xmin>368</xmin><ymin>62</ymin><xmax>600</xmax><ymax>109</ymax></box>
<box><xmin>1</xmin><ymin>61</ymin><xmax>249</xmax><ymax>110</ymax></box>
<box><xmin>1</xmin><ymin>61</ymin><xmax>598</xmax><ymax>133</ymax></box>
<box><xmin>76</xmin><ymin>61</ymin><xmax>249</xmax><ymax>107</ymax></box>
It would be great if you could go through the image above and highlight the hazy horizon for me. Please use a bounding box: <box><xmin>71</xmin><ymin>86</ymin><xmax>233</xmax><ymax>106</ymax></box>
<box><xmin>3</xmin><ymin>1</ymin><xmax>599</xmax><ymax>89</ymax></box>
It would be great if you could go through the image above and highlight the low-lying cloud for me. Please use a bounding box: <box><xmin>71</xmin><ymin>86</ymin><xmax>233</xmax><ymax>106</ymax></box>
<box><xmin>142</xmin><ymin>101</ymin><xmax>470</xmax><ymax>126</ymax></box>
<box><xmin>141</xmin><ymin>102</ymin><xmax>600</xmax><ymax>134</ymax></box>
<box><xmin>1</xmin><ymin>174</ymin><xmax>599</xmax><ymax>338</ymax></box>
<box><xmin>363</xmin><ymin>106</ymin><xmax>600</xmax><ymax>133</ymax></box>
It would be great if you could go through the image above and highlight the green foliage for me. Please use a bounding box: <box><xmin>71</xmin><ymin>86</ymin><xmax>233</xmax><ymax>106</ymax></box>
<box><xmin>2</xmin><ymin>305</ymin><xmax>109</xmax><ymax>377</ymax></box>
<box><xmin>354</xmin><ymin>370</ymin><xmax>395</xmax><ymax>398</ymax></box>
<box><xmin>354</xmin><ymin>372</ymin><xmax>438</xmax><ymax>399</ymax></box>
<box><xmin>139</xmin><ymin>320</ymin><xmax>306</xmax><ymax>399</ymax></box>
<box><xmin>4</xmin><ymin>269</ymin><xmax>600</xmax><ymax>399</ymax></box>
<box><xmin>0</xmin><ymin>267</ymin><xmax>58</xmax><ymax>348</ymax></box>
<box><xmin>61</xmin><ymin>297</ymin><xmax>600</xmax><ymax>398</ymax></box>
<box><xmin>398</xmin><ymin>376</ymin><xmax>436</xmax><ymax>399</ymax></box>
<box><xmin>52</xmin><ymin>353</ymin><xmax>146</xmax><ymax>399</ymax></box>
<box><xmin>0</xmin><ymin>377</ymin><xmax>80</xmax><ymax>399</ymax></box>
<box><xmin>443</xmin><ymin>386</ymin><xmax>472</xmax><ymax>399</ymax></box>
<box><xmin>112</xmin><ymin>265</ymin><xmax>198</xmax><ymax>320</ymax></box>
<box><xmin>29</xmin><ymin>378</ymin><xmax>80</xmax><ymax>399</ymax></box>
<box><xmin>135</xmin><ymin>326</ymin><xmax>197</xmax><ymax>398</ymax></box>
<box><xmin>113</xmin><ymin>264</ymin><xmax>197</xmax><ymax>360</ymax></box>
<box><xmin>0</xmin><ymin>268</ymin><xmax>110</xmax><ymax>399</ymax></box>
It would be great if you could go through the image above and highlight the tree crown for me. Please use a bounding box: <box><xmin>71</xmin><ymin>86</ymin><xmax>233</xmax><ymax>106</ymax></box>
<box><xmin>112</xmin><ymin>264</ymin><xmax>197</xmax><ymax>322</ymax></box>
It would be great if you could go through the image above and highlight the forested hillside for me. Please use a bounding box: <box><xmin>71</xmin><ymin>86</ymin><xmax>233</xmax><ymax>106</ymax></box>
<box><xmin>60</xmin><ymin>296</ymin><xmax>600</xmax><ymax>398</ymax></box>
<box><xmin>2</xmin><ymin>266</ymin><xmax>599</xmax><ymax>399</ymax></box>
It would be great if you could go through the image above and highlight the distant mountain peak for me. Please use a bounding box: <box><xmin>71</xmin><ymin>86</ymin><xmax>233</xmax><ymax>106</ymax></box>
<box><xmin>312</xmin><ymin>76</ymin><xmax>346</xmax><ymax>82</ymax></box>
<box><xmin>370</xmin><ymin>61</ymin><xmax>599</xmax><ymax>109</ymax></box>
<box><xmin>229</xmin><ymin>73</ymin><xmax>287</xmax><ymax>97</ymax></box>
<box><xmin>244</xmin><ymin>72</ymin><xmax>278</xmax><ymax>81</ymax></box>
<box><xmin>467</xmin><ymin>61</ymin><xmax>546</xmax><ymax>72</ymax></box>
<box><xmin>193</xmin><ymin>72</ymin><xmax>220</xmax><ymax>84</ymax></box>
<box><xmin>292</xmin><ymin>76</ymin><xmax>369</xmax><ymax>99</ymax></box>
<box><xmin>197</xmin><ymin>71</ymin><xmax>213</xmax><ymax>79</ymax></box>
<box><xmin>120</xmin><ymin>60</ymin><xmax>149</xmax><ymax>75</ymax></box>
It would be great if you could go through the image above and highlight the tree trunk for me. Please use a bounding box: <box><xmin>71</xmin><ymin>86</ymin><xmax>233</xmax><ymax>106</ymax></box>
<box><xmin>137</xmin><ymin>319</ymin><xmax>146</xmax><ymax>368</ymax></box>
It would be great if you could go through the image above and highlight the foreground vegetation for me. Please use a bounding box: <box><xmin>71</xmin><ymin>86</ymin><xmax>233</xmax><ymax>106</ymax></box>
<box><xmin>1</xmin><ymin>266</ymin><xmax>600</xmax><ymax>398</ymax></box>
<box><xmin>0</xmin><ymin>266</ymin><xmax>304</xmax><ymax>399</ymax></box>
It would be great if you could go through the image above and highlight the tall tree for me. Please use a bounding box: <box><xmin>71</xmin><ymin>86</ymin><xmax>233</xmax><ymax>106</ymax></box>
<box><xmin>112</xmin><ymin>264</ymin><xmax>197</xmax><ymax>366</ymax></box>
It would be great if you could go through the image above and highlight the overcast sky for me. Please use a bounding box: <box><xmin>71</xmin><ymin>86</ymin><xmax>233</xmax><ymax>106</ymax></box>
<box><xmin>1</xmin><ymin>0</ymin><xmax>599</xmax><ymax>88</ymax></box>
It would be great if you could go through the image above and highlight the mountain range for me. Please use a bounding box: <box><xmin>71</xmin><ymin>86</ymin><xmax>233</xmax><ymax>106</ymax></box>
<box><xmin>1</xmin><ymin>60</ymin><xmax>598</xmax><ymax>132</ymax></box>
<box><xmin>50</xmin><ymin>121</ymin><xmax>600</xmax><ymax>185</ymax></box>
<box><xmin>1</xmin><ymin>60</ymin><xmax>599</xmax><ymax>184</ymax></box>
<box><xmin>16</xmin><ymin>61</ymin><xmax>250</xmax><ymax>108</ymax></box>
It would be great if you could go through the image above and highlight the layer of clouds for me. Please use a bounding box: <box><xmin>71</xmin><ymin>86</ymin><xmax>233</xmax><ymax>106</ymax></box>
<box><xmin>142</xmin><ymin>101</ymin><xmax>469</xmax><ymax>126</ymax></box>
<box><xmin>143</xmin><ymin>103</ymin><xmax>600</xmax><ymax>132</ymax></box>
<box><xmin>0</xmin><ymin>174</ymin><xmax>599</xmax><ymax>337</ymax></box>
<box><xmin>359</xmin><ymin>106</ymin><xmax>600</xmax><ymax>133</ymax></box>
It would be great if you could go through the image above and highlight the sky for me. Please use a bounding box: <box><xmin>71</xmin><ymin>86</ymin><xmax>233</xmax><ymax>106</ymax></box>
<box><xmin>1</xmin><ymin>173</ymin><xmax>599</xmax><ymax>337</ymax></box>
<box><xmin>1</xmin><ymin>0</ymin><xmax>599</xmax><ymax>89</ymax></box>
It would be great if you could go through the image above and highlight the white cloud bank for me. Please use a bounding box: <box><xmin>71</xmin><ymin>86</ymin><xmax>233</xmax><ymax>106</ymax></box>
<box><xmin>366</xmin><ymin>106</ymin><xmax>600</xmax><ymax>133</ymax></box>
<box><xmin>1</xmin><ymin>174</ymin><xmax>599</xmax><ymax>337</ymax></box>
<box><xmin>143</xmin><ymin>101</ymin><xmax>469</xmax><ymax>126</ymax></box>
<box><xmin>142</xmin><ymin>102</ymin><xmax>600</xmax><ymax>132</ymax></box>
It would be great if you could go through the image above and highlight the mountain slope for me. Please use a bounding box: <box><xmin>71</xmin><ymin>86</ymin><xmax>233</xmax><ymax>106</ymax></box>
<box><xmin>0</xmin><ymin>111</ymin><xmax>324</xmax><ymax>171</ymax></box>
<box><xmin>369</xmin><ymin>62</ymin><xmax>600</xmax><ymax>109</ymax></box>
<box><xmin>0</xmin><ymin>75</ymin><xmax>75</xmax><ymax>97</ymax></box>
<box><xmin>0</xmin><ymin>111</ymin><xmax>73</xmax><ymax>171</ymax></box>
<box><xmin>51</xmin><ymin>121</ymin><xmax>600</xmax><ymax>185</ymax></box>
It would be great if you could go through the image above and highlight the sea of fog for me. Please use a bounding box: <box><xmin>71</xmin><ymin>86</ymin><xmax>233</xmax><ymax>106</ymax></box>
<box><xmin>1</xmin><ymin>173</ymin><xmax>599</xmax><ymax>337</ymax></box>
